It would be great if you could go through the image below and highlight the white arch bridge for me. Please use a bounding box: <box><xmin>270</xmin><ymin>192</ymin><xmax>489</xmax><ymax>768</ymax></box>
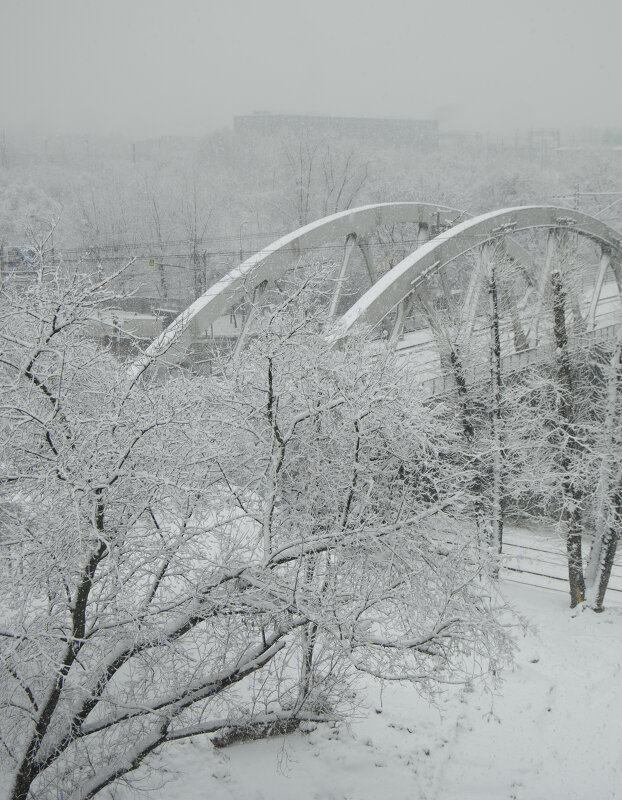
<box><xmin>130</xmin><ymin>203</ymin><xmax>622</xmax><ymax>384</ymax></box>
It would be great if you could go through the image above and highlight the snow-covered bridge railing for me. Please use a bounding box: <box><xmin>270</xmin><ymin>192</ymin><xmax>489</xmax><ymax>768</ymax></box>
<box><xmin>421</xmin><ymin>321</ymin><xmax>622</xmax><ymax>398</ymax></box>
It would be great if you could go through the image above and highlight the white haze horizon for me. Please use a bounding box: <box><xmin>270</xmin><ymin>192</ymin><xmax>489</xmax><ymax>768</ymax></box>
<box><xmin>2</xmin><ymin>0</ymin><xmax>622</xmax><ymax>140</ymax></box>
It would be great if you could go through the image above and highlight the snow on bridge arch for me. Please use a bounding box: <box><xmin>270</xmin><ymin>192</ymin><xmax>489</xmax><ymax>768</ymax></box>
<box><xmin>331</xmin><ymin>205</ymin><xmax>622</xmax><ymax>343</ymax></box>
<box><xmin>129</xmin><ymin>202</ymin><xmax>535</xmax><ymax>379</ymax></box>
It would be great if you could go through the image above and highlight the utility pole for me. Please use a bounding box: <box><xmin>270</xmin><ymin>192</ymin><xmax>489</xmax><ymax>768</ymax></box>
<box><xmin>192</xmin><ymin>184</ymin><xmax>205</xmax><ymax>299</ymax></box>
<box><xmin>574</xmin><ymin>184</ymin><xmax>580</xmax><ymax>255</ymax></box>
<box><xmin>192</xmin><ymin>238</ymin><xmax>202</xmax><ymax>298</ymax></box>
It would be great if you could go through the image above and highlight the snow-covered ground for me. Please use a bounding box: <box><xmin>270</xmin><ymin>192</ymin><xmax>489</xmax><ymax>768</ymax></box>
<box><xmin>109</xmin><ymin>579</ymin><xmax>622</xmax><ymax>800</ymax></box>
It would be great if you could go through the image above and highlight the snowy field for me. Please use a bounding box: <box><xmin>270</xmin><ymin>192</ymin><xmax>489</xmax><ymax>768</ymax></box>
<box><xmin>105</xmin><ymin>579</ymin><xmax>622</xmax><ymax>800</ymax></box>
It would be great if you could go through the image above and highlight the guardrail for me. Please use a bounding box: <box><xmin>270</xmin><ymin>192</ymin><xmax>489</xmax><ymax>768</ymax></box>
<box><xmin>501</xmin><ymin>529</ymin><xmax>622</xmax><ymax>604</ymax></box>
<box><xmin>421</xmin><ymin>321</ymin><xmax>621</xmax><ymax>398</ymax></box>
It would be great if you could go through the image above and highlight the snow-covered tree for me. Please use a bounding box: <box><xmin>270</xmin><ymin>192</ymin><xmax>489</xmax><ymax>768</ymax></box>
<box><xmin>0</xmin><ymin>265</ymin><xmax>512</xmax><ymax>799</ymax></box>
<box><xmin>583</xmin><ymin>330</ymin><xmax>622</xmax><ymax>611</ymax></box>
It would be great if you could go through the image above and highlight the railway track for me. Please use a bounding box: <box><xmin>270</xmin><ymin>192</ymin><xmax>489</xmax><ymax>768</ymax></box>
<box><xmin>501</xmin><ymin>527</ymin><xmax>622</xmax><ymax>604</ymax></box>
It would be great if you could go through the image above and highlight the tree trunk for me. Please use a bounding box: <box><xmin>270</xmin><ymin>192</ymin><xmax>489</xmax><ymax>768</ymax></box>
<box><xmin>488</xmin><ymin>261</ymin><xmax>504</xmax><ymax>556</ymax></box>
<box><xmin>551</xmin><ymin>269</ymin><xmax>586</xmax><ymax>607</ymax></box>
<box><xmin>585</xmin><ymin>333</ymin><xmax>622</xmax><ymax>610</ymax></box>
<box><xmin>592</xmin><ymin>510</ymin><xmax>620</xmax><ymax>612</ymax></box>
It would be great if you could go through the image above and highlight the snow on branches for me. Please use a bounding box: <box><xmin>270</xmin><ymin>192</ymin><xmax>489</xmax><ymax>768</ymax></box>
<box><xmin>0</xmin><ymin>270</ymin><xmax>511</xmax><ymax>799</ymax></box>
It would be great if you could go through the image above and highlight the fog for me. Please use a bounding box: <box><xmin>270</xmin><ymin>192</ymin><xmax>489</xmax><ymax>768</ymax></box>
<box><xmin>2</xmin><ymin>0</ymin><xmax>621</xmax><ymax>137</ymax></box>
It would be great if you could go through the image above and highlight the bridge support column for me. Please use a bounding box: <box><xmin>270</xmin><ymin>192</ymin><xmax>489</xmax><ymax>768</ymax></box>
<box><xmin>232</xmin><ymin>280</ymin><xmax>267</xmax><ymax>359</ymax></box>
<box><xmin>587</xmin><ymin>248</ymin><xmax>612</xmax><ymax>330</ymax></box>
<box><xmin>389</xmin><ymin>294</ymin><xmax>412</xmax><ymax>345</ymax></box>
<box><xmin>329</xmin><ymin>233</ymin><xmax>358</xmax><ymax>317</ymax></box>
<box><xmin>388</xmin><ymin>223</ymin><xmax>431</xmax><ymax>344</ymax></box>
<box><xmin>357</xmin><ymin>236</ymin><xmax>377</xmax><ymax>285</ymax></box>
<box><xmin>532</xmin><ymin>229</ymin><xmax>564</xmax><ymax>345</ymax></box>
<box><xmin>504</xmin><ymin>286</ymin><xmax>530</xmax><ymax>352</ymax></box>
<box><xmin>462</xmin><ymin>239</ymin><xmax>529</xmax><ymax>353</ymax></box>
<box><xmin>571</xmin><ymin>295</ymin><xmax>587</xmax><ymax>334</ymax></box>
<box><xmin>460</xmin><ymin>241</ymin><xmax>491</xmax><ymax>350</ymax></box>
<box><xmin>417</xmin><ymin>222</ymin><xmax>430</xmax><ymax>247</ymax></box>
<box><xmin>553</xmin><ymin>229</ymin><xmax>585</xmax><ymax>332</ymax></box>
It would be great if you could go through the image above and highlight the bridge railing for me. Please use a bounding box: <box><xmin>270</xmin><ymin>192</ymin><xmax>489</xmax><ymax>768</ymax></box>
<box><xmin>420</xmin><ymin>321</ymin><xmax>621</xmax><ymax>398</ymax></box>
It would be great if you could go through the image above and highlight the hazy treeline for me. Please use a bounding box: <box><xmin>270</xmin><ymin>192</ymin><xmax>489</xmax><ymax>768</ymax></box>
<box><xmin>3</xmin><ymin>126</ymin><xmax>622</xmax><ymax>283</ymax></box>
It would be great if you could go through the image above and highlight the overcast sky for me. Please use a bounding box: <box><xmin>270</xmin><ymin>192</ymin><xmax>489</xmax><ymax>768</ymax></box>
<box><xmin>2</xmin><ymin>0</ymin><xmax>621</xmax><ymax>138</ymax></box>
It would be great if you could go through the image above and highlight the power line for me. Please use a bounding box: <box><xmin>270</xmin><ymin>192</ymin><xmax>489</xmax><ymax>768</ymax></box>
<box><xmin>551</xmin><ymin>191</ymin><xmax>622</xmax><ymax>198</ymax></box>
<box><xmin>57</xmin><ymin>230</ymin><xmax>613</xmax><ymax>269</ymax></box>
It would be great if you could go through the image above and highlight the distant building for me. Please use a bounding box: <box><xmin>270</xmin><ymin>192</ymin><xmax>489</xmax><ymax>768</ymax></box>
<box><xmin>234</xmin><ymin>113</ymin><xmax>439</xmax><ymax>149</ymax></box>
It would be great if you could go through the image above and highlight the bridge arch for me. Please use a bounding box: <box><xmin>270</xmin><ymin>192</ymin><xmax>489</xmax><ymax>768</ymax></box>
<box><xmin>130</xmin><ymin>202</ymin><xmax>534</xmax><ymax>377</ymax></box>
<box><xmin>332</xmin><ymin>205</ymin><xmax>622</xmax><ymax>341</ymax></box>
<box><xmin>131</xmin><ymin>204</ymin><xmax>622</xmax><ymax>381</ymax></box>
